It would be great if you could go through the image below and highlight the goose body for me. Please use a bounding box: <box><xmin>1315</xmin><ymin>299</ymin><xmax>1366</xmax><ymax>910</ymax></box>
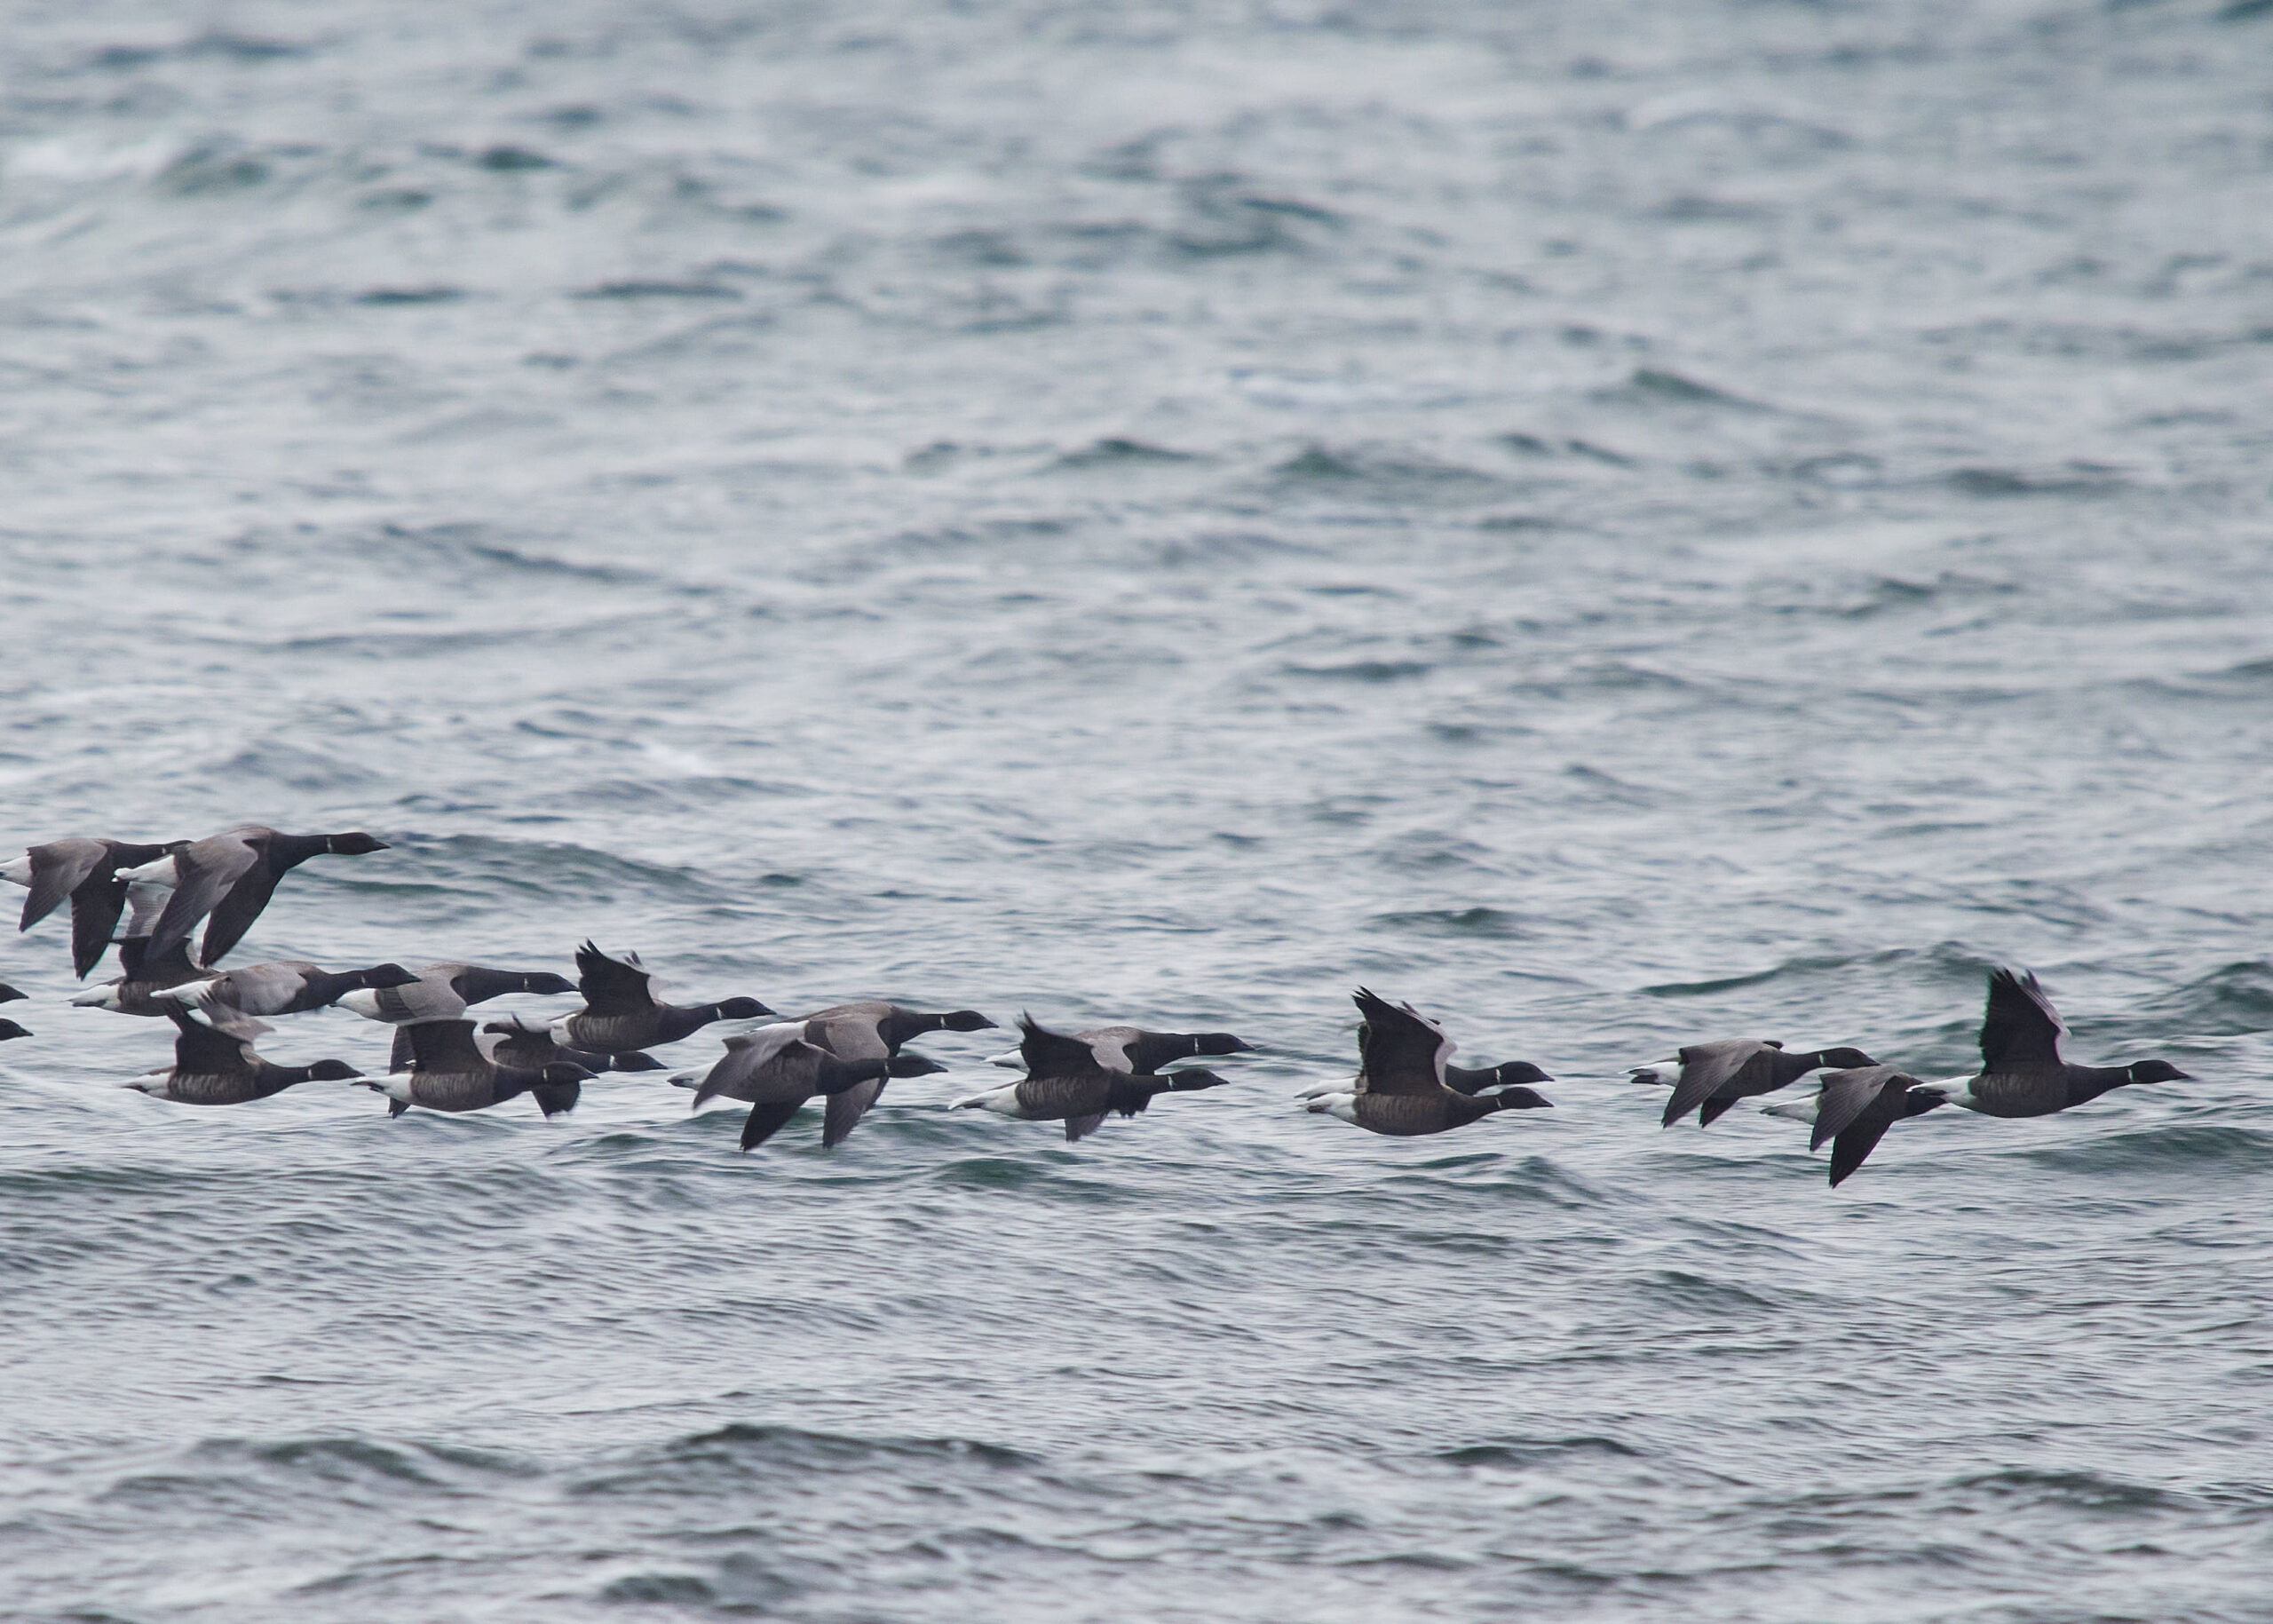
<box><xmin>373</xmin><ymin>1018</ymin><xmax>588</xmax><ymax>1116</ymax></box>
<box><xmin>1634</xmin><ymin>1038</ymin><xmax>1877</xmax><ymax>1128</ymax></box>
<box><xmin>160</xmin><ymin>959</ymin><xmax>416</xmax><ymax>1019</ymax></box>
<box><xmin>337</xmin><ymin>962</ymin><xmax>579</xmax><ymax>1070</ymax></box>
<box><xmin>953</xmin><ymin>1014</ymin><xmax>1232</xmax><ymax>1141</ymax></box>
<box><xmin>674</xmin><ymin>1022</ymin><xmax>946</xmax><ymax>1151</ymax></box>
<box><xmin>1766</xmin><ymin>1065</ymin><xmax>1948</xmax><ymax>1186</ymax></box>
<box><xmin>119</xmin><ymin>826</ymin><xmax>388</xmax><ymax>969</ymax></box>
<box><xmin>5</xmin><ymin>836</ymin><xmax>178</xmax><ymax>977</ymax></box>
<box><xmin>1918</xmin><ymin>968</ymin><xmax>2190</xmax><ymax>1119</ymax></box>
<box><xmin>70</xmin><ymin>935</ymin><xmax>212</xmax><ymax>1017</ymax></box>
<box><xmin>123</xmin><ymin>1008</ymin><xmax>360</xmax><ymax>1105</ymax></box>
<box><xmin>986</xmin><ymin>1023</ymin><xmax>1251</xmax><ymax>1074</ymax></box>
<box><xmin>794</xmin><ymin>1001</ymin><xmax>994</xmax><ymax>1142</ymax></box>
<box><xmin>1303</xmin><ymin>988</ymin><xmax>1554</xmax><ymax>1137</ymax></box>
<box><xmin>479</xmin><ymin>1014</ymin><xmax>663</xmax><ymax>1075</ymax></box>
<box><xmin>550</xmin><ymin>940</ymin><xmax>773</xmax><ymax>1050</ymax></box>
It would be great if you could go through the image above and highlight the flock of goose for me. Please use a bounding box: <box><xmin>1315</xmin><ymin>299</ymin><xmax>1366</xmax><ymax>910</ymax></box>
<box><xmin>1</xmin><ymin>827</ymin><xmax>2198</xmax><ymax>1184</ymax></box>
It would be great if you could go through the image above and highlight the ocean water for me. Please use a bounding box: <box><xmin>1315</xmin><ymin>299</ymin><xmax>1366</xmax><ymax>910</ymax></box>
<box><xmin>4</xmin><ymin>2</ymin><xmax>2273</xmax><ymax>1618</ymax></box>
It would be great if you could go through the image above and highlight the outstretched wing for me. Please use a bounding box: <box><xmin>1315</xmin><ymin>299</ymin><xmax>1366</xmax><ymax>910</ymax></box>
<box><xmin>1980</xmin><ymin>968</ymin><xmax>2064</xmax><ymax>1070</ymax></box>
<box><xmin>165</xmin><ymin>1006</ymin><xmax>257</xmax><ymax>1073</ymax></box>
<box><xmin>821</xmin><ymin>1080</ymin><xmax>884</xmax><ymax>1148</ymax></box>
<box><xmin>401</xmin><ymin>1019</ymin><xmax>489</xmax><ymax>1073</ymax></box>
<box><xmin>574</xmin><ymin>940</ymin><xmax>656</xmax><ymax>1015</ymax></box>
<box><xmin>147</xmin><ymin>832</ymin><xmax>262</xmax><ymax>965</ymax></box>
<box><xmin>1660</xmin><ymin>1039</ymin><xmax>1770</xmax><ymax>1127</ymax></box>
<box><xmin>1018</xmin><ymin>1013</ymin><xmax>1107</xmax><ymax>1080</ymax></box>
<box><xmin>1808</xmin><ymin>1066</ymin><xmax>1900</xmax><ymax>1152</ymax></box>
<box><xmin>20</xmin><ymin>839</ymin><xmax>105</xmax><ymax>931</ymax></box>
<box><xmin>1351</xmin><ymin>988</ymin><xmax>1452</xmax><ymax>1097</ymax></box>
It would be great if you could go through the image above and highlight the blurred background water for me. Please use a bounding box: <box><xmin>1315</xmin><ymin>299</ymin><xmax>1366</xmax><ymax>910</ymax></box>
<box><xmin>4</xmin><ymin>2</ymin><xmax>2273</xmax><ymax>1619</ymax></box>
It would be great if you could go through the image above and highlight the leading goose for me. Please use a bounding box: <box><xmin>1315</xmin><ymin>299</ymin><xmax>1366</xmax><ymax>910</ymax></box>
<box><xmin>123</xmin><ymin>1007</ymin><xmax>361</xmax><ymax>1105</ymax></box>
<box><xmin>158</xmin><ymin>960</ymin><xmax>417</xmax><ymax>1020</ymax></box>
<box><xmin>120</xmin><ymin>826</ymin><xmax>389</xmax><ymax>968</ymax></box>
<box><xmin>676</xmin><ymin>1023</ymin><xmax>947</xmax><ymax>1151</ymax></box>
<box><xmin>1302</xmin><ymin>988</ymin><xmax>1554</xmax><ymax>1137</ymax></box>
<box><xmin>796</xmin><ymin>1001</ymin><xmax>995</xmax><ymax>1144</ymax></box>
<box><xmin>952</xmin><ymin>1014</ymin><xmax>1232</xmax><ymax>1142</ymax></box>
<box><xmin>551</xmin><ymin>941</ymin><xmax>774</xmax><ymax>1050</ymax></box>
<box><xmin>986</xmin><ymin>1023</ymin><xmax>1250</xmax><ymax>1074</ymax></box>
<box><xmin>1634</xmin><ymin>1038</ymin><xmax>1878</xmax><ymax>1128</ymax></box>
<box><xmin>370</xmin><ymin>1018</ymin><xmax>590</xmax><ymax>1117</ymax></box>
<box><xmin>4</xmin><ymin>836</ymin><xmax>178</xmax><ymax>977</ymax></box>
<box><xmin>1919</xmin><ymin>968</ymin><xmax>2190</xmax><ymax>1118</ymax></box>
<box><xmin>1763</xmin><ymin>1065</ymin><xmax>1948</xmax><ymax>1186</ymax></box>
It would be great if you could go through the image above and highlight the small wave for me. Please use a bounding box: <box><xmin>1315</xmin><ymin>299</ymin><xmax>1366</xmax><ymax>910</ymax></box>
<box><xmin>571</xmin><ymin>1422</ymin><xmax>1035</xmax><ymax>1498</ymax></box>
<box><xmin>1600</xmin><ymin>367</ymin><xmax>1770</xmax><ymax>412</ymax></box>
<box><xmin>1281</xmin><ymin>659</ymin><xmax>1432</xmax><ymax>683</ymax></box>
<box><xmin>1946</xmin><ymin>1467</ymin><xmax>2191</xmax><ymax>1513</ymax></box>
<box><xmin>474</xmin><ymin>145</ymin><xmax>556</xmax><ymax>172</ymax></box>
<box><xmin>1271</xmin><ymin>445</ymin><xmax>1504</xmax><ymax>495</ymax></box>
<box><xmin>1046</xmin><ymin>437</ymin><xmax>1200</xmax><ymax>471</ymax></box>
<box><xmin>1434</xmin><ymin>1435</ymin><xmax>1640</xmax><ymax>1467</ymax></box>
<box><xmin>1944</xmin><ymin>464</ymin><xmax>2125</xmax><ymax>498</ymax></box>
<box><xmin>575</xmin><ymin>280</ymin><xmax>743</xmax><ymax>301</ymax></box>
<box><xmin>1370</xmin><ymin>907</ymin><xmax>1531</xmax><ymax>939</ymax></box>
<box><xmin>2139</xmin><ymin>959</ymin><xmax>2273</xmax><ymax>1034</ymax></box>
<box><xmin>353</xmin><ymin>286</ymin><xmax>464</xmax><ymax>306</ymax></box>
<box><xmin>2019</xmin><ymin>1124</ymin><xmax>2273</xmax><ymax>1175</ymax></box>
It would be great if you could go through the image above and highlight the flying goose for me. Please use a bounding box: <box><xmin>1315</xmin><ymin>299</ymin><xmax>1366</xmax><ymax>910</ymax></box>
<box><xmin>479</xmin><ymin>1013</ymin><xmax>664</xmax><ymax>1074</ymax></box>
<box><xmin>70</xmin><ymin>931</ymin><xmax>215</xmax><ymax>1017</ymax></box>
<box><xmin>336</xmin><ymin>962</ymin><xmax>579</xmax><ymax>1068</ymax></box>
<box><xmin>1632</xmin><ymin>1038</ymin><xmax>1877</xmax><ymax>1128</ymax></box>
<box><xmin>550</xmin><ymin>941</ymin><xmax>774</xmax><ymax>1050</ymax></box>
<box><xmin>4</xmin><ymin>836</ymin><xmax>178</xmax><ymax>977</ymax></box>
<box><xmin>674</xmin><ymin>1022</ymin><xmax>948</xmax><ymax>1151</ymax></box>
<box><xmin>952</xmin><ymin>1014</ymin><xmax>1232</xmax><ymax>1142</ymax></box>
<box><xmin>1918</xmin><ymin>968</ymin><xmax>2191</xmax><ymax>1118</ymax></box>
<box><xmin>1763</xmin><ymin>1065</ymin><xmax>1948</xmax><ymax>1185</ymax></box>
<box><xmin>157</xmin><ymin>960</ymin><xmax>418</xmax><ymax>1019</ymax></box>
<box><xmin>122</xmin><ymin>1007</ymin><xmax>361</xmax><ymax>1105</ymax></box>
<box><xmin>986</xmin><ymin>1023</ymin><xmax>1250</xmax><ymax>1074</ymax></box>
<box><xmin>368</xmin><ymin>1018</ymin><xmax>590</xmax><ymax>1117</ymax></box>
<box><xmin>119</xmin><ymin>826</ymin><xmax>389</xmax><ymax>968</ymax></box>
<box><xmin>794</xmin><ymin>1001</ymin><xmax>995</xmax><ymax>1144</ymax></box>
<box><xmin>1296</xmin><ymin>1053</ymin><xmax>1550</xmax><ymax>1099</ymax></box>
<box><xmin>1302</xmin><ymin>988</ymin><xmax>1555</xmax><ymax>1137</ymax></box>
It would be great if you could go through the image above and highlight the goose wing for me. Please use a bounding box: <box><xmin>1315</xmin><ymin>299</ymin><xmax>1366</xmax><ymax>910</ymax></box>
<box><xmin>802</xmin><ymin>1004</ymin><xmax>892</xmax><ymax>1061</ymax></box>
<box><xmin>1807</xmin><ymin>1066</ymin><xmax>1905</xmax><ymax>1152</ymax></box>
<box><xmin>1980</xmin><ymin>968</ymin><xmax>2064</xmax><ymax>1070</ymax></box>
<box><xmin>574</xmin><ymin>940</ymin><xmax>658</xmax><ymax>1016</ymax></box>
<box><xmin>1660</xmin><ymin>1038</ymin><xmax>1774</xmax><ymax>1127</ymax></box>
<box><xmin>165</xmin><ymin>1006</ymin><xmax>257</xmax><ymax>1073</ymax></box>
<box><xmin>693</xmin><ymin>1025</ymin><xmax>819</xmax><ymax>1106</ymax></box>
<box><xmin>1078</xmin><ymin>1026</ymin><xmax>1144</xmax><ymax>1073</ymax></box>
<box><xmin>401</xmin><ymin>1019</ymin><xmax>489</xmax><ymax>1074</ymax></box>
<box><xmin>147</xmin><ymin>829</ymin><xmax>265</xmax><ymax>965</ymax></box>
<box><xmin>1017</xmin><ymin>1013</ymin><xmax>1108</xmax><ymax>1079</ymax></box>
<box><xmin>20</xmin><ymin>838</ymin><xmax>106</xmax><ymax>931</ymax></box>
<box><xmin>1351</xmin><ymin>988</ymin><xmax>1453</xmax><ymax>1097</ymax></box>
<box><xmin>821</xmin><ymin>1079</ymin><xmax>884</xmax><ymax>1148</ymax></box>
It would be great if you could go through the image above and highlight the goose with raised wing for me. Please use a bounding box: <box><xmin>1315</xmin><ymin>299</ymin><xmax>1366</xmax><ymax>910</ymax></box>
<box><xmin>1632</xmin><ymin>1037</ymin><xmax>1877</xmax><ymax>1128</ymax></box>
<box><xmin>1302</xmin><ymin>988</ymin><xmax>1554</xmax><ymax>1137</ymax></box>
<box><xmin>550</xmin><ymin>941</ymin><xmax>774</xmax><ymax>1050</ymax></box>
<box><xmin>1918</xmin><ymin>967</ymin><xmax>2191</xmax><ymax>1118</ymax></box>
<box><xmin>4</xmin><ymin>836</ymin><xmax>179</xmax><ymax>977</ymax></box>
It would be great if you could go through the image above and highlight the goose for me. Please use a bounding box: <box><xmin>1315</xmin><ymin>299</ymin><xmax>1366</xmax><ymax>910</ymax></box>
<box><xmin>119</xmin><ymin>826</ymin><xmax>389</xmax><ymax>968</ymax></box>
<box><xmin>122</xmin><ymin>1007</ymin><xmax>361</xmax><ymax>1105</ymax></box>
<box><xmin>337</xmin><ymin>962</ymin><xmax>579</xmax><ymax>1068</ymax></box>
<box><xmin>674</xmin><ymin>1022</ymin><xmax>948</xmax><ymax>1151</ymax></box>
<box><xmin>1632</xmin><ymin>1038</ymin><xmax>1878</xmax><ymax>1128</ymax></box>
<box><xmin>1295</xmin><ymin>1055</ymin><xmax>1549</xmax><ymax>1099</ymax></box>
<box><xmin>1302</xmin><ymin>988</ymin><xmax>1554</xmax><ymax>1137</ymax></box>
<box><xmin>1916</xmin><ymin>967</ymin><xmax>2191</xmax><ymax>1118</ymax></box>
<box><xmin>1763</xmin><ymin>1065</ymin><xmax>1948</xmax><ymax>1185</ymax></box>
<box><xmin>551</xmin><ymin>941</ymin><xmax>774</xmax><ymax>1050</ymax></box>
<box><xmin>479</xmin><ymin>1013</ymin><xmax>664</xmax><ymax>1075</ymax></box>
<box><xmin>794</xmin><ymin>1001</ymin><xmax>995</xmax><ymax>1143</ymax></box>
<box><xmin>4</xmin><ymin>836</ymin><xmax>178</xmax><ymax>977</ymax></box>
<box><xmin>70</xmin><ymin>931</ymin><xmax>213</xmax><ymax>1016</ymax></box>
<box><xmin>952</xmin><ymin>1014</ymin><xmax>1232</xmax><ymax>1142</ymax></box>
<box><xmin>157</xmin><ymin>960</ymin><xmax>418</xmax><ymax>1020</ymax></box>
<box><xmin>368</xmin><ymin>1018</ymin><xmax>590</xmax><ymax>1117</ymax></box>
<box><xmin>986</xmin><ymin>1023</ymin><xmax>1250</xmax><ymax>1073</ymax></box>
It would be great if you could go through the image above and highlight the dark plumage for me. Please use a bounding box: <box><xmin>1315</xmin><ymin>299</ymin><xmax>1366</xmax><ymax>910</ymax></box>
<box><xmin>988</xmin><ymin>1023</ymin><xmax>1251</xmax><ymax>1074</ymax></box>
<box><xmin>338</xmin><ymin>962</ymin><xmax>580</xmax><ymax>1069</ymax></box>
<box><xmin>551</xmin><ymin>941</ymin><xmax>774</xmax><ymax>1050</ymax></box>
<box><xmin>123</xmin><ymin>1008</ymin><xmax>361</xmax><ymax>1105</ymax></box>
<box><xmin>954</xmin><ymin>1014</ymin><xmax>1233</xmax><ymax>1141</ymax></box>
<box><xmin>796</xmin><ymin>1001</ymin><xmax>995</xmax><ymax>1143</ymax></box>
<box><xmin>1766</xmin><ymin>1065</ymin><xmax>1950</xmax><ymax>1186</ymax></box>
<box><xmin>70</xmin><ymin>934</ymin><xmax>212</xmax><ymax>1017</ymax></box>
<box><xmin>1635</xmin><ymin>1038</ymin><xmax>1878</xmax><ymax>1128</ymax></box>
<box><xmin>1303</xmin><ymin>988</ymin><xmax>1554</xmax><ymax>1137</ymax></box>
<box><xmin>479</xmin><ymin>1014</ymin><xmax>663</xmax><ymax>1075</ymax></box>
<box><xmin>4</xmin><ymin>836</ymin><xmax>178</xmax><ymax>977</ymax></box>
<box><xmin>675</xmin><ymin>1023</ymin><xmax>947</xmax><ymax>1151</ymax></box>
<box><xmin>128</xmin><ymin>827</ymin><xmax>389</xmax><ymax>968</ymax></box>
<box><xmin>1923</xmin><ymin>968</ymin><xmax>2192</xmax><ymax>1118</ymax></box>
<box><xmin>0</xmin><ymin>982</ymin><xmax>21</xmax><ymax>1003</ymax></box>
<box><xmin>0</xmin><ymin>1018</ymin><xmax>28</xmax><ymax>1042</ymax></box>
<box><xmin>373</xmin><ymin>1018</ymin><xmax>589</xmax><ymax>1117</ymax></box>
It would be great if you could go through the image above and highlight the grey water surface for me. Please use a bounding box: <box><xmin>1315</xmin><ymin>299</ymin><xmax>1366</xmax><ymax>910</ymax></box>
<box><xmin>4</xmin><ymin>2</ymin><xmax>2273</xmax><ymax>1619</ymax></box>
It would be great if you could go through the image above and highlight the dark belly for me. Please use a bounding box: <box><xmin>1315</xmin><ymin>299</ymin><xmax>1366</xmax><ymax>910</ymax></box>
<box><xmin>407</xmin><ymin>1073</ymin><xmax>502</xmax><ymax>1112</ymax></box>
